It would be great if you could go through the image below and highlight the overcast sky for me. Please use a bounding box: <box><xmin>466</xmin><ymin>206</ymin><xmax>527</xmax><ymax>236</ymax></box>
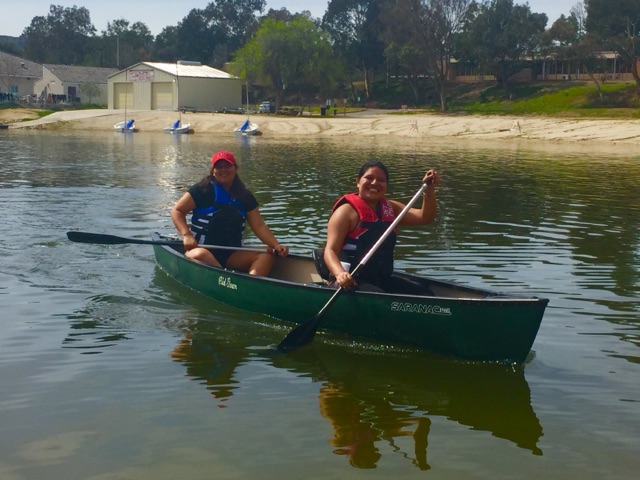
<box><xmin>1</xmin><ymin>1</ymin><xmax>578</xmax><ymax>38</ymax></box>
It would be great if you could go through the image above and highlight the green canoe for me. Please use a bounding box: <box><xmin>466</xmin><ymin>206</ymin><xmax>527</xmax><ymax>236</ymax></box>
<box><xmin>151</xmin><ymin>233</ymin><xmax>548</xmax><ymax>363</ymax></box>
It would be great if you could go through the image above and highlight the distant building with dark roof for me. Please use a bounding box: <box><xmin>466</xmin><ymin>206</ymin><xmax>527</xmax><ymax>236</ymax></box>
<box><xmin>1</xmin><ymin>51</ymin><xmax>118</xmax><ymax>105</ymax></box>
<box><xmin>35</xmin><ymin>64</ymin><xmax>119</xmax><ymax>105</ymax></box>
<box><xmin>0</xmin><ymin>51</ymin><xmax>42</xmax><ymax>100</ymax></box>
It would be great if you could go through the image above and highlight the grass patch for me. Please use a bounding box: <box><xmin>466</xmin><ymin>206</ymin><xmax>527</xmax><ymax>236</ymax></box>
<box><xmin>451</xmin><ymin>84</ymin><xmax>640</xmax><ymax>118</ymax></box>
<box><xmin>450</xmin><ymin>82</ymin><xmax>640</xmax><ymax>118</ymax></box>
<box><xmin>368</xmin><ymin>78</ymin><xmax>640</xmax><ymax>118</ymax></box>
<box><xmin>36</xmin><ymin>109</ymin><xmax>54</xmax><ymax>118</ymax></box>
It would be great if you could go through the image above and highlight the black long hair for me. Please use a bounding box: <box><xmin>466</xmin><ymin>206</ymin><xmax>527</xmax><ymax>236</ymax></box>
<box><xmin>198</xmin><ymin>169</ymin><xmax>249</xmax><ymax>197</ymax></box>
<box><xmin>357</xmin><ymin>161</ymin><xmax>389</xmax><ymax>183</ymax></box>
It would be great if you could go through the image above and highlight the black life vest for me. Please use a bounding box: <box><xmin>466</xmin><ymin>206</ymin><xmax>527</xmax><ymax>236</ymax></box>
<box><xmin>190</xmin><ymin>181</ymin><xmax>247</xmax><ymax>247</ymax></box>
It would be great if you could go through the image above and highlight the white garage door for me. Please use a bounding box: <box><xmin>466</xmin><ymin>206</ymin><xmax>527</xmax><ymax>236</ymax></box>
<box><xmin>152</xmin><ymin>83</ymin><xmax>173</xmax><ymax>110</ymax></box>
<box><xmin>113</xmin><ymin>83</ymin><xmax>132</xmax><ymax>109</ymax></box>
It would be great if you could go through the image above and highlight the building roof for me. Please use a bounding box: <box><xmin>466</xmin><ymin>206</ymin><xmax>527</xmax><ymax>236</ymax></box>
<box><xmin>0</xmin><ymin>52</ymin><xmax>42</xmax><ymax>79</ymax></box>
<box><xmin>109</xmin><ymin>61</ymin><xmax>237</xmax><ymax>80</ymax></box>
<box><xmin>43</xmin><ymin>64</ymin><xmax>119</xmax><ymax>84</ymax></box>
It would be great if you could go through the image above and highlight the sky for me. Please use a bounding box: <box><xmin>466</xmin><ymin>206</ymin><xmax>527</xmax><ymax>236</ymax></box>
<box><xmin>1</xmin><ymin>1</ymin><xmax>577</xmax><ymax>38</ymax></box>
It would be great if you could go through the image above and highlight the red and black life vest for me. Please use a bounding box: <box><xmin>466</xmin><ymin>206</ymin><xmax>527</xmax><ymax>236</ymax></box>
<box><xmin>332</xmin><ymin>193</ymin><xmax>397</xmax><ymax>285</ymax></box>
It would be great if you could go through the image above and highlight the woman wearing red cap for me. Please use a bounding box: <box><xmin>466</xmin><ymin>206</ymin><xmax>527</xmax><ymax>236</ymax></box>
<box><xmin>171</xmin><ymin>150</ymin><xmax>288</xmax><ymax>276</ymax></box>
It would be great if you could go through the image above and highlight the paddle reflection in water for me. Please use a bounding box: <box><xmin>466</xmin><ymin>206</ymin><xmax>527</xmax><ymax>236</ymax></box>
<box><xmin>165</xmin><ymin>312</ymin><xmax>543</xmax><ymax>469</ymax></box>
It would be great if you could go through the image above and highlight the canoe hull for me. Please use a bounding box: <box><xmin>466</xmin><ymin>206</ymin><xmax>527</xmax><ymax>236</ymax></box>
<box><xmin>152</xmin><ymin>236</ymin><xmax>547</xmax><ymax>362</ymax></box>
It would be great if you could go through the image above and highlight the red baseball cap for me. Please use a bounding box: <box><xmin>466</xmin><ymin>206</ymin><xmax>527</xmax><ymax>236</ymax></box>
<box><xmin>211</xmin><ymin>150</ymin><xmax>237</xmax><ymax>167</ymax></box>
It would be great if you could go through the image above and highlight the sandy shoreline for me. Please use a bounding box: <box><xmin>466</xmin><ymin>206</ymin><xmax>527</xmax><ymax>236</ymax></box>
<box><xmin>3</xmin><ymin>107</ymin><xmax>640</xmax><ymax>146</ymax></box>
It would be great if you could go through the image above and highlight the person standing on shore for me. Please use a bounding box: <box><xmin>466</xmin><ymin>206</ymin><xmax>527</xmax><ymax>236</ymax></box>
<box><xmin>171</xmin><ymin>150</ymin><xmax>288</xmax><ymax>276</ymax></box>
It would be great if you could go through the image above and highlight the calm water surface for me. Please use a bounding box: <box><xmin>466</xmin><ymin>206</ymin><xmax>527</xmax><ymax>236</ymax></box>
<box><xmin>0</xmin><ymin>128</ymin><xmax>639</xmax><ymax>479</ymax></box>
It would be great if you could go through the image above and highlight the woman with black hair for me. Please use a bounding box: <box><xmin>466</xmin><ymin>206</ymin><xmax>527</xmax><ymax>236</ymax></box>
<box><xmin>171</xmin><ymin>150</ymin><xmax>288</xmax><ymax>276</ymax></box>
<box><xmin>323</xmin><ymin>161</ymin><xmax>439</xmax><ymax>292</ymax></box>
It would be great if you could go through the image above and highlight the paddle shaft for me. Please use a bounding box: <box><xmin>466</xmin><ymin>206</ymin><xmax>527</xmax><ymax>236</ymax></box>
<box><xmin>66</xmin><ymin>231</ymin><xmax>274</xmax><ymax>254</ymax></box>
<box><xmin>277</xmin><ymin>181</ymin><xmax>431</xmax><ymax>352</ymax></box>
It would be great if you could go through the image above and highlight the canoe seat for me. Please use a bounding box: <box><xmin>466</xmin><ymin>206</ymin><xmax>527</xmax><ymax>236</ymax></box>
<box><xmin>312</xmin><ymin>248</ymin><xmax>332</xmax><ymax>281</ymax></box>
<box><xmin>269</xmin><ymin>255</ymin><xmax>323</xmax><ymax>283</ymax></box>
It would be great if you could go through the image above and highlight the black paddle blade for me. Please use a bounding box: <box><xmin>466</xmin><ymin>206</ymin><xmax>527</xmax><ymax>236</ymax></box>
<box><xmin>67</xmin><ymin>231</ymin><xmax>135</xmax><ymax>244</ymax></box>
<box><xmin>66</xmin><ymin>231</ymin><xmax>159</xmax><ymax>246</ymax></box>
<box><xmin>277</xmin><ymin>314</ymin><xmax>323</xmax><ymax>352</ymax></box>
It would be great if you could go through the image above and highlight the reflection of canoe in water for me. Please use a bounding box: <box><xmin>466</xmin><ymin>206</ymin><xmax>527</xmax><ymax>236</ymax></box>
<box><xmin>162</xmin><ymin>311</ymin><xmax>543</xmax><ymax>459</ymax></box>
<box><xmin>274</xmin><ymin>345</ymin><xmax>543</xmax><ymax>456</ymax></box>
<box><xmin>152</xmin><ymin>233</ymin><xmax>548</xmax><ymax>363</ymax></box>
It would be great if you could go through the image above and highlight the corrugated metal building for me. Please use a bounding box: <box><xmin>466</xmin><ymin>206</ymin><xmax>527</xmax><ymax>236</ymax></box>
<box><xmin>107</xmin><ymin>61</ymin><xmax>242</xmax><ymax>112</ymax></box>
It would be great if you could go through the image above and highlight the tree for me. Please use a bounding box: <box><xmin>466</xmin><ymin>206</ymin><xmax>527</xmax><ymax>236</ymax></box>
<box><xmin>541</xmin><ymin>12</ymin><xmax>580</xmax><ymax>79</ymax></box>
<box><xmin>322</xmin><ymin>0</ymin><xmax>387</xmax><ymax>101</ymax></box>
<box><xmin>79</xmin><ymin>82</ymin><xmax>101</xmax><ymax>103</ymax></box>
<box><xmin>165</xmin><ymin>0</ymin><xmax>265</xmax><ymax>66</ymax></box>
<box><xmin>585</xmin><ymin>0</ymin><xmax>640</xmax><ymax>91</ymax></box>
<box><xmin>0</xmin><ymin>38</ymin><xmax>24</xmax><ymax>56</ymax></box>
<box><xmin>387</xmin><ymin>0</ymin><xmax>474</xmax><ymax>111</ymax></box>
<box><xmin>102</xmin><ymin>19</ymin><xmax>154</xmax><ymax>68</ymax></box>
<box><xmin>23</xmin><ymin>5</ymin><xmax>96</xmax><ymax>64</ymax></box>
<box><xmin>114</xmin><ymin>0</ymin><xmax>268</xmax><ymax>66</ymax></box>
<box><xmin>544</xmin><ymin>7</ymin><xmax>607</xmax><ymax>101</ymax></box>
<box><xmin>459</xmin><ymin>0</ymin><xmax>548</xmax><ymax>86</ymax></box>
<box><xmin>380</xmin><ymin>15</ymin><xmax>427</xmax><ymax>104</ymax></box>
<box><xmin>204</xmin><ymin>0</ymin><xmax>266</xmax><ymax>66</ymax></box>
<box><xmin>231</xmin><ymin>15</ymin><xmax>339</xmax><ymax>108</ymax></box>
<box><xmin>175</xmin><ymin>9</ymin><xmax>216</xmax><ymax>64</ymax></box>
<box><xmin>154</xmin><ymin>26</ymin><xmax>179</xmax><ymax>62</ymax></box>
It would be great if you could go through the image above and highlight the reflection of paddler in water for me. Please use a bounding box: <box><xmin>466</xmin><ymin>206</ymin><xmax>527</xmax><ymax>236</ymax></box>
<box><xmin>169</xmin><ymin>331</ymin><xmax>245</xmax><ymax>405</ymax></box>
<box><xmin>274</xmin><ymin>344</ymin><xmax>543</xmax><ymax>469</ymax></box>
<box><xmin>164</xmin><ymin>312</ymin><xmax>542</xmax><ymax>463</ymax></box>
<box><xmin>318</xmin><ymin>382</ymin><xmax>431</xmax><ymax>470</ymax></box>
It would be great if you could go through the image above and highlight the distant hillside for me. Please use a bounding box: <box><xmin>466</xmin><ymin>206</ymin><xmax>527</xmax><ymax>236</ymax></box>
<box><xmin>0</xmin><ymin>35</ymin><xmax>25</xmax><ymax>55</ymax></box>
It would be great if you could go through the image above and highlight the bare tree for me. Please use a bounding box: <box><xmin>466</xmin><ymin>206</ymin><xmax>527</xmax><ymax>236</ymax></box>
<box><xmin>397</xmin><ymin>0</ymin><xmax>474</xmax><ymax>111</ymax></box>
<box><xmin>585</xmin><ymin>0</ymin><xmax>640</xmax><ymax>92</ymax></box>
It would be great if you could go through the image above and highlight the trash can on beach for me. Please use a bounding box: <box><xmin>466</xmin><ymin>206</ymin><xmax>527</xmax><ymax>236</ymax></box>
<box><xmin>320</xmin><ymin>107</ymin><xmax>327</xmax><ymax>116</ymax></box>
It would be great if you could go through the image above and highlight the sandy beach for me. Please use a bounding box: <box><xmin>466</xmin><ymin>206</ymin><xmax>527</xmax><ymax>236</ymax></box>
<box><xmin>3</xmin><ymin>107</ymin><xmax>640</xmax><ymax>147</ymax></box>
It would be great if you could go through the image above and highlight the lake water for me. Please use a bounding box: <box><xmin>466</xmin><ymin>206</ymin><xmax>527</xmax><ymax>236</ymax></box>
<box><xmin>1</xmin><ymin>127</ymin><xmax>639</xmax><ymax>479</ymax></box>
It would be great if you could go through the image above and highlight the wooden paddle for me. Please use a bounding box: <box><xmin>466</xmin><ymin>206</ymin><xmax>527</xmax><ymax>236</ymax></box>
<box><xmin>277</xmin><ymin>181</ymin><xmax>431</xmax><ymax>352</ymax></box>
<box><xmin>66</xmin><ymin>231</ymin><xmax>274</xmax><ymax>253</ymax></box>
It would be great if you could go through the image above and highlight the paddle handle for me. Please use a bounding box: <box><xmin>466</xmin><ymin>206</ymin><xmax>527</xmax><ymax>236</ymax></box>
<box><xmin>277</xmin><ymin>181</ymin><xmax>432</xmax><ymax>352</ymax></box>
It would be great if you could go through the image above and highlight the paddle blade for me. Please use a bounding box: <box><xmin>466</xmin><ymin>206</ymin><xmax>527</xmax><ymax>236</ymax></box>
<box><xmin>68</xmin><ymin>231</ymin><xmax>120</xmax><ymax>244</ymax></box>
<box><xmin>277</xmin><ymin>314</ymin><xmax>323</xmax><ymax>352</ymax></box>
<box><xmin>66</xmin><ymin>231</ymin><xmax>150</xmax><ymax>245</ymax></box>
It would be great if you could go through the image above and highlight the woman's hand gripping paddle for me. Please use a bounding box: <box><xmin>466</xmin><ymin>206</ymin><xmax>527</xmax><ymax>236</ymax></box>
<box><xmin>277</xmin><ymin>181</ymin><xmax>431</xmax><ymax>352</ymax></box>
